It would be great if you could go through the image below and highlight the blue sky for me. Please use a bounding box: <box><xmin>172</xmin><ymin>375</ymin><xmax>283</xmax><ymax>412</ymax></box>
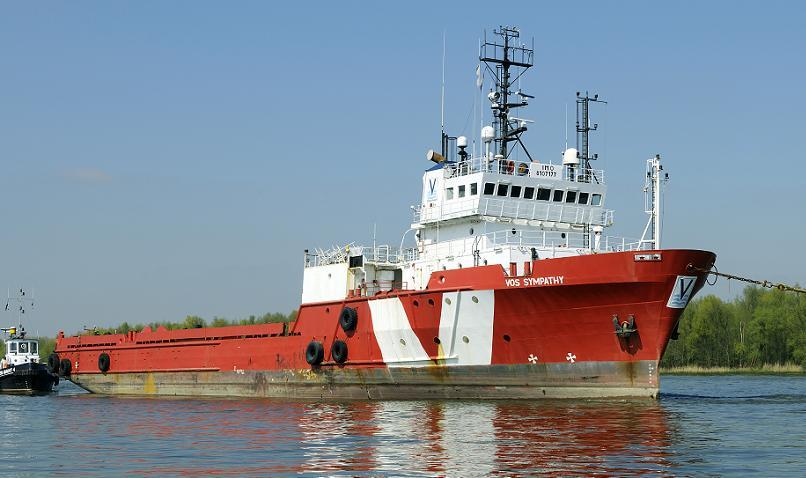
<box><xmin>1</xmin><ymin>2</ymin><xmax>804</xmax><ymax>335</ymax></box>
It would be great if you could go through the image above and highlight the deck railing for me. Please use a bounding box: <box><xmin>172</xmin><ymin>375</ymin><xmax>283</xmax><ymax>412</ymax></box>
<box><xmin>441</xmin><ymin>157</ymin><xmax>605</xmax><ymax>184</ymax></box>
<box><xmin>413</xmin><ymin>197</ymin><xmax>614</xmax><ymax>227</ymax></box>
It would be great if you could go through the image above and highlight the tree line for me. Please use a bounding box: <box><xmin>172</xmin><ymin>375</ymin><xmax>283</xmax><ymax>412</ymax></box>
<box><xmin>87</xmin><ymin>310</ymin><xmax>298</xmax><ymax>335</ymax></box>
<box><xmin>661</xmin><ymin>286</ymin><xmax>805</xmax><ymax>368</ymax></box>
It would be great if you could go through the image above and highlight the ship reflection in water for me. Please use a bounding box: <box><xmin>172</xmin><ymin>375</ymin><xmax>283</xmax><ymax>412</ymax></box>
<box><xmin>295</xmin><ymin>400</ymin><xmax>673</xmax><ymax>476</ymax></box>
<box><xmin>44</xmin><ymin>389</ymin><xmax>676</xmax><ymax>476</ymax></box>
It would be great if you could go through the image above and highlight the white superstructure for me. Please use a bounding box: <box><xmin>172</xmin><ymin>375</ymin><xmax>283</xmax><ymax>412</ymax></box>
<box><xmin>301</xmin><ymin>27</ymin><xmax>665</xmax><ymax>304</ymax></box>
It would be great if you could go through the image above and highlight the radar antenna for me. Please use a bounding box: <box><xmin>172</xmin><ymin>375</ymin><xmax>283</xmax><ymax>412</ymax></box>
<box><xmin>480</xmin><ymin>26</ymin><xmax>534</xmax><ymax>160</ymax></box>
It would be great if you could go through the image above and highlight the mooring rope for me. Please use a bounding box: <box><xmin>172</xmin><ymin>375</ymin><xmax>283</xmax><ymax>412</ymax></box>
<box><xmin>687</xmin><ymin>264</ymin><xmax>806</xmax><ymax>295</ymax></box>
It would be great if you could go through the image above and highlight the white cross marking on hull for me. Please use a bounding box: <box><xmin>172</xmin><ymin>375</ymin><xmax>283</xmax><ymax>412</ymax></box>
<box><xmin>566</xmin><ymin>352</ymin><xmax>576</xmax><ymax>363</ymax></box>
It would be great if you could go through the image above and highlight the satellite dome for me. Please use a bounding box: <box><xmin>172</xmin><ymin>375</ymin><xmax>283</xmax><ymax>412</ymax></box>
<box><xmin>481</xmin><ymin>126</ymin><xmax>495</xmax><ymax>143</ymax></box>
<box><xmin>562</xmin><ymin>148</ymin><xmax>580</xmax><ymax>165</ymax></box>
<box><xmin>457</xmin><ymin>136</ymin><xmax>468</xmax><ymax>148</ymax></box>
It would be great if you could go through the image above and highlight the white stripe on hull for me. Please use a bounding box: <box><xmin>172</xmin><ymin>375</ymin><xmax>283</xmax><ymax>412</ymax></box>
<box><xmin>368</xmin><ymin>297</ymin><xmax>430</xmax><ymax>366</ymax></box>
<box><xmin>438</xmin><ymin>290</ymin><xmax>495</xmax><ymax>365</ymax></box>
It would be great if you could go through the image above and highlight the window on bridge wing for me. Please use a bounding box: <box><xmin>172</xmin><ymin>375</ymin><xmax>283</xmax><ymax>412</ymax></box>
<box><xmin>471</xmin><ymin>183</ymin><xmax>478</xmax><ymax>195</ymax></box>
<box><xmin>483</xmin><ymin>183</ymin><xmax>495</xmax><ymax>195</ymax></box>
<box><xmin>510</xmin><ymin>185</ymin><xmax>522</xmax><ymax>198</ymax></box>
<box><xmin>523</xmin><ymin>187</ymin><xmax>535</xmax><ymax>199</ymax></box>
<box><xmin>565</xmin><ymin>191</ymin><xmax>577</xmax><ymax>203</ymax></box>
<box><xmin>458</xmin><ymin>185</ymin><xmax>466</xmax><ymax>198</ymax></box>
<box><xmin>31</xmin><ymin>342</ymin><xmax>38</xmax><ymax>354</ymax></box>
<box><xmin>496</xmin><ymin>184</ymin><xmax>509</xmax><ymax>197</ymax></box>
<box><xmin>552</xmin><ymin>190</ymin><xmax>565</xmax><ymax>202</ymax></box>
<box><xmin>446</xmin><ymin>187</ymin><xmax>454</xmax><ymax>200</ymax></box>
<box><xmin>578</xmin><ymin>192</ymin><xmax>589</xmax><ymax>205</ymax></box>
<box><xmin>9</xmin><ymin>342</ymin><xmax>16</xmax><ymax>353</ymax></box>
<box><xmin>591</xmin><ymin>194</ymin><xmax>602</xmax><ymax>206</ymax></box>
<box><xmin>536</xmin><ymin>187</ymin><xmax>551</xmax><ymax>201</ymax></box>
<box><xmin>19</xmin><ymin>342</ymin><xmax>28</xmax><ymax>354</ymax></box>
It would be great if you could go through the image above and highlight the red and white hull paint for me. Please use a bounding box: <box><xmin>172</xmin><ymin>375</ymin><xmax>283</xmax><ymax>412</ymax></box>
<box><xmin>55</xmin><ymin>249</ymin><xmax>714</xmax><ymax>399</ymax></box>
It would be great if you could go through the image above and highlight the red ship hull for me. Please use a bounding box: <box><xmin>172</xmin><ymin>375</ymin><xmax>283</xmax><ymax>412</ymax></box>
<box><xmin>54</xmin><ymin>249</ymin><xmax>715</xmax><ymax>399</ymax></box>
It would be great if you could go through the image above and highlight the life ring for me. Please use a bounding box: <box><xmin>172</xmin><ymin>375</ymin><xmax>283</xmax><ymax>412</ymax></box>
<box><xmin>98</xmin><ymin>352</ymin><xmax>111</xmax><ymax>373</ymax></box>
<box><xmin>517</xmin><ymin>162</ymin><xmax>529</xmax><ymax>175</ymax></box>
<box><xmin>60</xmin><ymin>358</ymin><xmax>72</xmax><ymax>376</ymax></box>
<box><xmin>339</xmin><ymin>307</ymin><xmax>358</xmax><ymax>332</ymax></box>
<box><xmin>305</xmin><ymin>341</ymin><xmax>324</xmax><ymax>366</ymax></box>
<box><xmin>48</xmin><ymin>353</ymin><xmax>60</xmax><ymax>373</ymax></box>
<box><xmin>331</xmin><ymin>340</ymin><xmax>348</xmax><ymax>364</ymax></box>
<box><xmin>506</xmin><ymin>160</ymin><xmax>515</xmax><ymax>174</ymax></box>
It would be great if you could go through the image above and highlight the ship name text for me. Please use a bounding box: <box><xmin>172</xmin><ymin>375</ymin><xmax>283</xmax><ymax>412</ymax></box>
<box><xmin>505</xmin><ymin>275</ymin><xmax>565</xmax><ymax>288</ymax></box>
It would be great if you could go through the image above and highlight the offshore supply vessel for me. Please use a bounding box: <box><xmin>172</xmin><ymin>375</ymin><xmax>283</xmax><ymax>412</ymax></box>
<box><xmin>54</xmin><ymin>26</ymin><xmax>714</xmax><ymax>399</ymax></box>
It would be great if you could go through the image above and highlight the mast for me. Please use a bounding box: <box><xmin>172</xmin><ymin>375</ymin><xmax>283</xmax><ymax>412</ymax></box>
<box><xmin>575</xmin><ymin>91</ymin><xmax>606</xmax><ymax>181</ymax></box>
<box><xmin>639</xmin><ymin>154</ymin><xmax>668</xmax><ymax>250</ymax></box>
<box><xmin>479</xmin><ymin>26</ymin><xmax>534</xmax><ymax>160</ymax></box>
<box><xmin>3</xmin><ymin>288</ymin><xmax>34</xmax><ymax>338</ymax></box>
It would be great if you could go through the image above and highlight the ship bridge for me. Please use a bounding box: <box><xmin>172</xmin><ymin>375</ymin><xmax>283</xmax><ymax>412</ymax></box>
<box><xmin>413</xmin><ymin>156</ymin><xmax>612</xmax><ymax>229</ymax></box>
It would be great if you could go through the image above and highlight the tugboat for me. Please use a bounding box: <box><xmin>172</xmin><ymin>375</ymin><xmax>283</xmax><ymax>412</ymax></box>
<box><xmin>54</xmin><ymin>26</ymin><xmax>715</xmax><ymax>399</ymax></box>
<box><xmin>0</xmin><ymin>289</ymin><xmax>59</xmax><ymax>394</ymax></box>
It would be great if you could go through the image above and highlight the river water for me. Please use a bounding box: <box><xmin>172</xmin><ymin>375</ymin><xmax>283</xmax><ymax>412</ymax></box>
<box><xmin>0</xmin><ymin>375</ymin><xmax>803</xmax><ymax>477</ymax></box>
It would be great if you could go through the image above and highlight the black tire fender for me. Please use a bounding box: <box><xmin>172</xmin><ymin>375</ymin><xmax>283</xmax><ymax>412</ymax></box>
<box><xmin>305</xmin><ymin>341</ymin><xmax>324</xmax><ymax>366</ymax></box>
<box><xmin>59</xmin><ymin>358</ymin><xmax>72</xmax><ymax>376</ymax></box>
<box><xmin>98</xmin><ymin>352</ymin><xmax>111</xmax><ymax>373</ymax></box>
<box><xmin>48</xmin><ymin>353</ymin><xmax>60</xmax><ymax>373</ymax></box>
<box><xmin>331</xmin><ymin>340</ymin><xmax>348</xmax><ymax>364</ymax></box>
<box><xmin>339</xmin><ymin>307</ymin><xmax>358</xmax><ymax>332</ymax></box>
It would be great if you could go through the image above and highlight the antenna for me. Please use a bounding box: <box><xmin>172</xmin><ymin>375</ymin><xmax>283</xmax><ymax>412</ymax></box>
<box><xmin>575</xmin><ymin>91</ymin><xmax>607</xmax><ymax>182</ymax></box>
<box><xmin>564</xmin><ymin>103</ymin><xmax>568</xmax><ymax>151</ymax></box>
<box><xmin>440</xmin><ymin>30</ymin><xmax>447</xmax><ymax>157</ymax></box>
<box><xmin>4</xmin><ymin>288</ymin><xmax>34</xmax><ymax>339</ymax></box>
<box><xmin>479</xmin><ymin>26</ymin><xmax>534</xmax><ymax>160</ymax></box>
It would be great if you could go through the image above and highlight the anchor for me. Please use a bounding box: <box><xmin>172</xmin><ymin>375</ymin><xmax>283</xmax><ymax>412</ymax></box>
<box><xmin>612</xmin><ymin>314</ymin><xmax>637</xmax><ymax>338</ymax></box>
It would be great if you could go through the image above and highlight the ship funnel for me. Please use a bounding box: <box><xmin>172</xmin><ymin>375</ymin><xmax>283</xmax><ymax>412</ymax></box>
<box><xmin>563</xmin><ymin>148</ymin><xmax>580</xmax><ymax>165</ymax></box>
<box><xmin>427</xmin><ymin>149</ymin><xmax>446</xmax><ymax>163</ymax></box>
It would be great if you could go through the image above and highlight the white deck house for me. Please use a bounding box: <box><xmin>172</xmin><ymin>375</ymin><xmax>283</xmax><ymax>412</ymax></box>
<box><xmin>301</xmin><ymin>27</ymin><xmax>665</xmax><ymax>304</ymax></box>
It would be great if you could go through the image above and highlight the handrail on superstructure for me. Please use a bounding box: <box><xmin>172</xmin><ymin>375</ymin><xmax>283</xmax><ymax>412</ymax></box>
<box><xmin>413</xmin><ymin>197</ymin><xmax>614</xmax><ymax>227</ymax></box>
<box><xmin>442</xmin><ymin>156</ymin><xmax>605</xmax><ymax>184</ymax></box>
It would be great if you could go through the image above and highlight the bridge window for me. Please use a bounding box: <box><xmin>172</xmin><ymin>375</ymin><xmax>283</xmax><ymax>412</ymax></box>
<box><xmin>510</xmin><ymin>185</ymin><xmax>522</xmax><ymax>198</ymax></box>
<box><xmin>552</xmin><ymin>190</ymin><xmax>565</xmax><ymax>202</ymax></box>
<box><xmin>446</xmin><ymin>187</ymin><xmax>454</xmax><ymax>200</ymax></box>
<box><xmin>565</xmin><ymin>191</ymin><xmax>577</xmax><ymax>203</ymax></box>
<box><xmin>496</xmin><ymin>184</ymin><xmax>509</xmax><ymax>197</ymax></box>
<box><xmin>471</xmin><ymin>183</ymin><xmax>478</xmax><ymax>195</ymax></box>
<box><xmin>18</xmin><ymin>342</ymin><xmax>28</xmax><ymax>354</ymax></box>
<box><xmin>9</xmin><ymin>342</ymin><xmax>16</xmax><ymax>353</ymax></box>
<box><xmin>536</xmin><ymin>187</ymin><xmax>551</xmax><ymax>201</ymax></box>
<box><xmin>31</xmin><ymin>342</ymin><xmax>38</xmax><ymax>354</ymax></box>
<box><xmin>483</xmin><ymin>183</ymin><xmax>495</xmax><ymax>195</ymax></box>
<box><xmin>458</xmin><ymin>185</ymin><xmax>466</xmax><ymax>198</ymax></box>
<box><xmin>523</xmin><ymin>187</ymin><xmax>535</xmax><ymax>199</ymax></box>
<box><xmin>578</xmin><ymin>192</ymin><xmax>589</xmax><ymax>205</ymax></box>
<box><xmin>591</xmin><ymin>194</ymin><xmax>602</xmax><ymax>206</ymax></box>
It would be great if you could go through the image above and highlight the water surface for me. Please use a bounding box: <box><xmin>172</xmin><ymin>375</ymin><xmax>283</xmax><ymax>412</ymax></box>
<box><xmin>0</xmin><ymin>375</ymin><xmax>803</xmax><ymax>476</ymax></box>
